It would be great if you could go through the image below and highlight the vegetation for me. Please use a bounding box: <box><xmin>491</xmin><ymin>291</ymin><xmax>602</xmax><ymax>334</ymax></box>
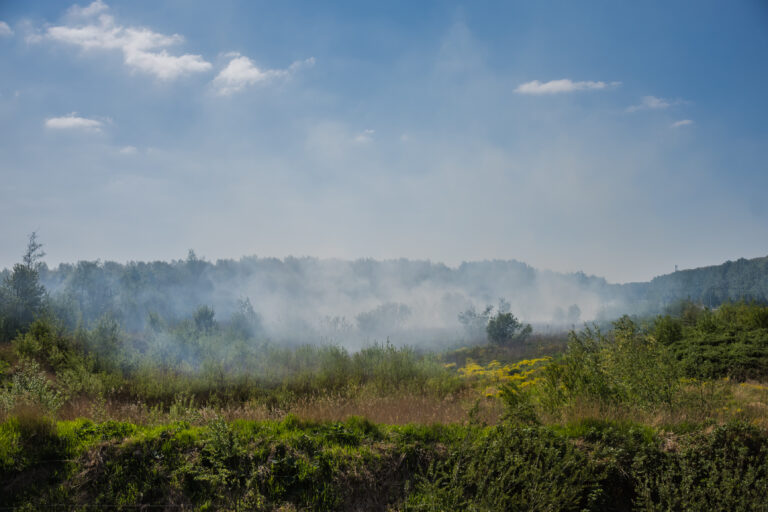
<box><xmin>641</xmin><ymin>256</ymin><xmax>768</xmax><ymax>307</ymax></box>
<box><xmin>655</xmin><ymin>300</ymin><xmax>768</xmax><ymax>380</ymax></box>
<box><xmin>0</xmin><ymin>233</ymin><xmax>47</xmax><ymax>340</ymax></box>
<box><xmin>458</xmin><ymin>298</ymin><xmax>533</xmax><ymax>346</ymax></box>
<box><xmin>1</xmin><ymin>238</ymin><xmax>768</xmax><ymax>509</ymax></box>
<box><xmin>2</xmin><ymin>414</ymin><xmax>767</xmax><ymax>510</ymax></box>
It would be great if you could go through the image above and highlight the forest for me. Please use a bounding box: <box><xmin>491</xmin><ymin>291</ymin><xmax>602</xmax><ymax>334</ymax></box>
<box><xmin>2</xmin><ymin>237</ymin><xmax>766</xmax><ymax>345</ymax></box>
<box><xmin>1</xmin><ymin>236</ymin><xmax>767</xmax><ymax>510</ymax></box>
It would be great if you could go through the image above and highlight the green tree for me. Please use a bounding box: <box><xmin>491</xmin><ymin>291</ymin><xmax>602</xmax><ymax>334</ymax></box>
<box><xmin>486</xmin><ymin>312</ymin><xmax>532</xmax><ymax>345</ymax></box>
<box><xmin>484</xmin><ymin>299</ymin><xmax>532</xmax><ymax>345</ymax></box>
<box><xmin>0</xmin><ymin>233</ymin><xmax>48</xmax><ymax>339</ymax></box>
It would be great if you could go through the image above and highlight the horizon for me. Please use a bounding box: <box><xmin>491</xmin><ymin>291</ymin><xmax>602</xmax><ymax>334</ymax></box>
<box><xmin>1</xmin><ymin>1</ymin><xmax>767</xmax><ymax>282</ymax></box>
<box><xmin>4</xmin><ymin>243</ymin><xmax>767</xmax><ymax>286</ymax></box>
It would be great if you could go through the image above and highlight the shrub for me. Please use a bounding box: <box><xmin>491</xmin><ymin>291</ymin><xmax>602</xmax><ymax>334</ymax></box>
<box><xmin>407</xmin><ymin>425</ymin><xmax>600</xmax><ymax>511</ymax></box>
<box><xmin>634</xmin><ymin>422</ymin><xmax>768</xmax><ymax>511</ymax></box>
<box><xmin>538</xmin><ymin>318</ymin><xmax>681</xmax><ymax>413</ymax></box>
<box><xmin>0</xmin><ymin>359</ymin><xmax>65</xmax><ymax>415</ymax></box>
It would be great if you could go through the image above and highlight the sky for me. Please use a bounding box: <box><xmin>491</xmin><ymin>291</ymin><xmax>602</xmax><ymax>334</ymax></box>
<box><xmin>0</xmin><ymin>0</ymin><xmax>766</xmax><ymax>283</ymax></box>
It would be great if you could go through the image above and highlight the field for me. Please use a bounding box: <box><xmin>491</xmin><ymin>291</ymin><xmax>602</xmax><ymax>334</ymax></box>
<box><xmin>2</xmin><ymin>298</ymin><xmax>768</xmax><ymax>510</ymax></box>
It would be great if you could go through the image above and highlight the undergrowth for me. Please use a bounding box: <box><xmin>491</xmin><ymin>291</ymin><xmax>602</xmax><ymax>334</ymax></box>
<box><xmin>1</xmin><ymin>414</ymin><xmax>767</xmax><ymax>511</ymax></box>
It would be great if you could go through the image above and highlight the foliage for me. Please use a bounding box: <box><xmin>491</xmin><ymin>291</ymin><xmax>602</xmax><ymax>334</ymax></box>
<box><xmin>538</xmin><ymin>316</ymin><xmax>681</xmax><ymax>413</ymax></box>
<box><xmin>2</xmin><ymin>239</ymin><xmax>768</xmax><ymax>509</ymax></box>
<box><xmin>1</xmin><ymin>415</ymin><xmax>765</xmax><ymax>511</ymax></box>
<box><xmin>643</xmin><ymin>256</ymin><xmax>768</xmax><ymax>307</ymax></box>
<box><xmin>458</xmin><ymin>298</ymin><xmax>532</xmax><ymax>346</ymax></box>
<box><xmin>486</xmin><ymin>311</ymin><xmax>532</xmax><ymax>345</ymax></box>
<box><xmin>662</xmin><ymin>302</ymin><xmax>768</xmax><ymax>380</ymax></box>
<box><xmin>633</xmin><ymin>422</ymin><xmax>768</xmax><ymax>511</ymax></box>
<box><xmin>0</xmin><ymin>358</ymin><xmax>65</xmax><ymax>414</ymax></box>
<box><xmin>0</xmin><ymin>233</ymin><xmax>48</xmax><ymax>340</ymax></box>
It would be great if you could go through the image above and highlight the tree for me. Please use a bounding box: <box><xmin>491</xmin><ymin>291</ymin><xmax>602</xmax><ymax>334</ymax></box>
<box><xmin>193</xmin><ymin>305</ymin><xmax>217</xmax><ymax>333</ymax></box>
<box><xmin>486</xmin><ymin>311</ymin><xmax>532</xmax><ymax>345</ymax></box>
<box><xmin>460</xmin><ymin>298</ymin><xmax>532</xmax><ymax>345</ymax></box>
<box><xmin>0</xmin><ymin>233</ymin><xmax>48</xmax><ymax>339</ymax></box>
<box><xmin>22</xmin><ymin>232</ymin><xmax>46</xmax><ymax>271</ymax></box>
<box><xmin>228</xmin><ymin>298</ymin><xmax>262</xmax><ymax>339</ymax></box>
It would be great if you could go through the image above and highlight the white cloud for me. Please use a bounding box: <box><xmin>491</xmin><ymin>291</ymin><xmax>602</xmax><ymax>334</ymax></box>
<box><xmin>625</xmin><ymin>95</ymin><xmax>686</xmax><ymax>113</ymax></box>
<box><xmin>671</xmin><ymin>119</ymin><xmax>694</xmax><ymax>128</ymax></box>
<box><xmin>119</xmin><ymin>145</ymin><xmax>137</xmax><ymax>154</ymax></box>
<box><xmin>0</xmin><ymin>21</ymin><xmax>13</xmax><ymax>37</ymax></box>
<box><xmin>45</xmin><ymin>113</ymin><xmax>103</xmax><ymax>131</ymax></box>
<box><xmin>122</xmin><ymin>47</ymin><xmax>211</xmax><ymax>80</ymax></box>
<box><xmin>213</xmin><ymin>54</ymin><xmax>314</xmax><ymax>95</ymax></box>
<box><xmin>43</xmin><ymin>2</ymin><xmax>211</xmax><ymax>80</ymax></box>
<box><xmin>67</xmin><ymin>0</ymin><xmax>108</xmax><ymax>18</ymax></box>
<box><xmin>627</xmin><ymin>96</ymin><xmax>670</xmax><ymax>112</ymax></box>
<box><xmin>354</xmin><ymin>129</ymin><xmax>375</xmax><ymax>143</ymax></box>
<box><xmin>514</xmin><ymin>79</ymin><xmax>621</xmax><ymax>95</ymax></box>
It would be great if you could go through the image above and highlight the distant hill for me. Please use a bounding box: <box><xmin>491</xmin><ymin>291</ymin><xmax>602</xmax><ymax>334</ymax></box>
<box><xmin>624</xmin><ymin>255</ymin><xmax>768</xmax><ymax>309</ymax></box>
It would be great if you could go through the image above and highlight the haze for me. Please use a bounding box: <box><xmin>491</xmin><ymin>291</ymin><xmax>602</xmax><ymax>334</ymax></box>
<box><xmin>1</xmin><ymin>1</ymin><xmax>767</xmax><ymax>283</ymax></box>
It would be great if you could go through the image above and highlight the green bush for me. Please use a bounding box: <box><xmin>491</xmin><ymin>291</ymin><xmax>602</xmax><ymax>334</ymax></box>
<box><xmin>0</xmin><ymin>358</ymin><xmax>65</xmax><ymax>414</ymax></box>
<box><xmin>634</xmin><ymin>422</ymin><xmax>768</xmax><ymax>511</ymax></box>
<box><xmin>2</xmin><ymin>417</ymin><xmax>768</xmax><ymax>511</ymax></box>
<box><xmin>539</xmin><ymin>317</ymin><xmax>681</xmax><ymax>413</ymax></box>
<box><xmin>667</xmin><ymin>302</ymin><xmax>768</xmax><ymax>380</ymax></box>
<box><xmin>406</xmin><ymin>425</ymin><xmax>601</xmax><ymax>511</ymax></box>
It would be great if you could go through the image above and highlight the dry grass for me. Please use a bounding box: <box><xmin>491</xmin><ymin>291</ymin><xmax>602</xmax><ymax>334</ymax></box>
<box><xmin>41</xmin><ymin>379</ymin><xmax>768</xmax><ymax>429</ymax></box>
<box><xmin>56</xmin><ymin>390</ymin><xmax>503</xmax><ymax>426</ymax></box>
<box><xmin>535</xmin><ymin>380</ymin><xmax>768</xmax><ymax>430</ymax></box>
<box><xmin>279</xmin><ymin>391</ymin><xmax>502</xmax><ymax>424</ymax></box>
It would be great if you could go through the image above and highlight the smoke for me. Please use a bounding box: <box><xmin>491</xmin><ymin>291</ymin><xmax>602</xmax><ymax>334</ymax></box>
<box><xmin>36</xmin><ymin>254</ymin><xmax>637</xmax><ymax>350</ymax></box>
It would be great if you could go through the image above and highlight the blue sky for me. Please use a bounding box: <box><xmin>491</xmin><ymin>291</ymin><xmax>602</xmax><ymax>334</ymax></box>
<box><xmin>0</xmin><ymin>0</ymin><xmax>766</xmax><ymax>282</ymax></box>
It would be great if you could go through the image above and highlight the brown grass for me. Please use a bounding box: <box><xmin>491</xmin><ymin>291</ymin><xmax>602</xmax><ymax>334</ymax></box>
<box><xmin>55</xmin><ymin>390</ymin><xmax>503</xmax><ymax>426</ymax></box>
<box><xmin>534</xmin><ymin>380</ymin><xmax>768</xmax><ymax>430</ymax></box>
<box><xmin>40</xmin><ymin>379</ymin><xmax>768</xmax><ymax>429</ymax></box>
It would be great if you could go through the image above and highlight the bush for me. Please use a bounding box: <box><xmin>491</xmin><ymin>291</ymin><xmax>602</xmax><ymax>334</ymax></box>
<box><xmin>634</xmin><ymin>422</ymin><xmax>768</xmax><ymax>511</ymax></box>
<box><xmin>666</xmin><ymin>302</ymin><xmax>768</xmax><ymax>380</ymax></box>
<box><xmin>407</xmin><ymin>425</ymin><xmax>600</xmax><ymax>511</ymax></box>
<box><xmin>0</xmin><ymin>359</ymin><xmax>65</xmax><ymax>415</ymax></box>
<box><xmin>539</xmin><ymin>317</ymin><xmax>681</xmax><ymax>413</ymax></box>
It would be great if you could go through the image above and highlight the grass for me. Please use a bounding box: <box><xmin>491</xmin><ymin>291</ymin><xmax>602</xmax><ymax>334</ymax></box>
<box><xmin>2</xmin><ymin>303</ymin><xmax>768</xmax><ymax>509</ymax></box>
<box><xmin>53</xmin><ymin>388</ymin><xmax>504</xmax><ymax>426</ymax></box>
